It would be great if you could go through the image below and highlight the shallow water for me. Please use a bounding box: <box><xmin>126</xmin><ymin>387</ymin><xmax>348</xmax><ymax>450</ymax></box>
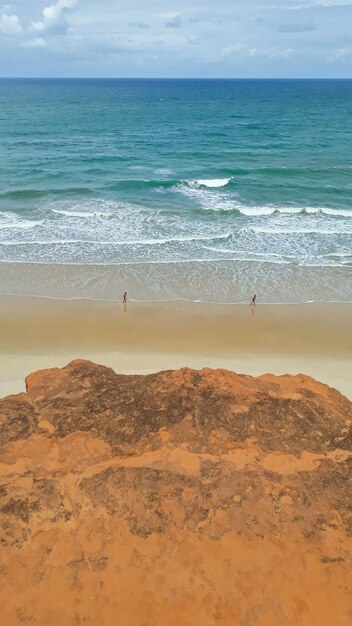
<box><xmin>0</xmin><ymin>79</ymin><xmax>351</xmax><ymax>302</ymax></box>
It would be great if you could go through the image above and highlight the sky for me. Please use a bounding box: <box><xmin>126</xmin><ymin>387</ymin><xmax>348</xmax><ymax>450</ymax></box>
<box><xmin>0</xmin><ymin>0</ymin><xmax>351</xmax><ymax>77</ymax></box>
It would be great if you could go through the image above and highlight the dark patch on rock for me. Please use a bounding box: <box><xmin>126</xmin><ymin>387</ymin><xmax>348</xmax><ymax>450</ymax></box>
<box><xmin>4</xmin><ymin>360</ymin><xmax>346</xmax><ymax>457</ymax></box>
<box><xmin>0</xmin><ymin>394</ymin><xmax>38</xmax><ymax>450</ymax></box>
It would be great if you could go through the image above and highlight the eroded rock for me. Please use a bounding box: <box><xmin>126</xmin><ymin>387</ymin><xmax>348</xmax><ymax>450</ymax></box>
<box><xmin>0</xmin><ymin>360</ymin><xmax>352</xmax><ymax>626</ymax></box>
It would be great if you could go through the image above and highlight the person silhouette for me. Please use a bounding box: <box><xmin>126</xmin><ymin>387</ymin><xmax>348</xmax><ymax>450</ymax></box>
<box><xmin>123</xmin><ymin>291</ymin><xmax>127</xmax><ymax>304</ymax></box>
<box><xmin>250</xmin><ymin>294</ymin><xmax>257</xmax><ymax>306</ymax></box>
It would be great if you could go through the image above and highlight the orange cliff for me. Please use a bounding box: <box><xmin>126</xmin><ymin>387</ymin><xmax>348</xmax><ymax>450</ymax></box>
<box><xmin>1</xmin><ymin>360</ymin><xmax>352</xmax><ymax>626</ymax></box>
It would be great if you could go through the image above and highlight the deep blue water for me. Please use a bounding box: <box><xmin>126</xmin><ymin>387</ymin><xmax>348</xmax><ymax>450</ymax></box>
<box><xmin>0</xmin><ymin>79</ymin><xmax>351</xmax><ymax>302</ymax></box>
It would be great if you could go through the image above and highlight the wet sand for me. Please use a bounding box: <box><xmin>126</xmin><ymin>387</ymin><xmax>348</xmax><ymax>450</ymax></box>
<box><xmin>0</xmin><ymin>295</ymin><xmax>351</xmax><ymax>398</ymax></box>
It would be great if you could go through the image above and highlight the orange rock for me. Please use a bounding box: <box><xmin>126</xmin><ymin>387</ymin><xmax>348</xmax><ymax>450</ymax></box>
<box><xmin>0</xmin><ymin>360</ymin><xmax>352</xmax><ymax>626</ymax></box>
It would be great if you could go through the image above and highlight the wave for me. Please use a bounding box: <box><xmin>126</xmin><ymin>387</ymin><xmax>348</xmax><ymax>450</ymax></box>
<box><xmin>0</xmin><ymin>233</ymin><xmax>231</xmax><ymax>247</ymax></box>
<box><xmin>174</xmin><ymin>182</ymin><xmax>352</xmax><ymax>217</ymax></box>
<box><xmin>109</xmin><ymin>177</ymin><xmax>233</xmax><ymax>192</ymax></box>
<box><xmin>0</xmin><ymin>189</ymin><xmax>46</xmax><ymax>200</ymax></box>
<box><xmin>187</xmin><ymin>178</ymin><xmax>232</xmax><ymax>188</ymax></box>
<box><xmin>199</xmin><ymin>203</ymin><xmax>352</xmax><ymax>217</ymax></box>
<box><xmin>0</xmin><ymin>221</ymin><xmax>42</xmax><ymax>230</ymax></box>
<box><xmin>0</xmin><ymin>212</ymin><xmax>43</xmax><ymax>230</ymax></box>
<box><xmin>107</xmin><ymin>167</ymin><xmax>352</xmax><ymax>193</ymax></box>
<box><xmin>174</xmin><ymin>183</ymin><xmax>239</xmax><ymax>212</ymax></box>
<box><xmin>321</xmin><ymin>252</ymin><xmax>352</xmax><ymax>258</ymax></box>
<box><xmin>247</xmin><ymin>226</ymin><xmax>352</xmax><ymax>235</ymax></box>
<box><xmin>202</xmin><ymin>246</ymin><xmax>351</xmax><ymax>267</ymax></box>
<box><xmin>305</xmin><ymin>207</ymin><xmax>352</xmax><ymax>218</ymax></box>
<box><xmin>2</xmin><ymin>252</ymin><xmax>348</xmax><ymax>269</ymax></box>
<box><xmin>203</xmin><ymin>245</ymin><xmax>294</xmax><ymax>259</ymax></box>
<box><xmin>0</xmin><ymin>187</ymin><xmax>94</xmax><ymax>201</ymax></box>
<box><xmin>108</xmin><ymin>179</ymin><xmax>176</xmax><ymax>191</ymax></box>
<box><xmin>51</xmin><ymin>209</ymin><xmax>113</xmax><ymax>219</ymax></box>
<box><xmin>49</xmin><ymin>198</ymin><xmax>146</xmax><ymax>218</ymax></box>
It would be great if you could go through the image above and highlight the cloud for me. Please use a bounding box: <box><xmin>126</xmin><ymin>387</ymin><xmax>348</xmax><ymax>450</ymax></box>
<box><xmin>29</xmin><ymin>0</ymin><xmax>76</xmax><ymax>36</ymax></box>
<box><xmin>249</xmin><ymin>46</ymin><xmax>295</xmax><ymax>59</ymax></box>
<box><xmin>328</xmin><ymin>46</ymin><xmax>351</xmax><ymax>60</ymax></box>
<box><xmin>0</xmin><ymin>12</ymin><xmax>22</xmax><ymax>34</ymax></box>
<box><xmin>219</xmin><ymin>42</ymin><xmax>295</xmax><ymax>62</ymax></box>
<box><xmin>311</xmin><ymin>1</ymin><xmax>352</xmax><ymax>6</ymax></box>
<box><xmin>271</xmin><ymin>47</ymin><xmax>295</xmax><ymax>58</ymax></box>
<box><xmin>0</xmin><ymin>0</ymin><xmax>351</xmax><ymax>77</ymax></box>
<box><xmin>23</xmin><ymin>37</ymin><xmax>47</xmax><ymax>48</ymax></box>
<box><xmin>219</xmin><ymin>42</ymin><xmax>247</xmax><ymax>60</ymax></box>
<box><xmin>165</xmin><ymin>14</ymin><xmax>182</xmax><ymax>28</ymax></box>
<box><xmin>278</xmin><ymin>21</ymin><xmax>317</xmax><ymax>31</ymax></box>
<box><xmin>271</xmin><ymin>1</ymin><xmax>352</xmax><ymax>10</ymax></box>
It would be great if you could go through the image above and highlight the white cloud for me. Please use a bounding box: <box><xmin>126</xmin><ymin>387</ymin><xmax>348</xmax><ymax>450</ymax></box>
<box><xmin>219</xmin><ymin>43</ymin><xmax>247</xmax><ymax>60</ymax></box>
<box><xmin>23</xmin><ymin>37</ymin><xmax>47</xmax><ymax>48</ymax></box>
<box><xmin>328</xmin><ymin>47</ymin><xmax>351</xmax><ymax>60</ymax></box>
<box><xmin>219</xmin><ymin>41</ymin><xmax>295</xmax><ymax>62</ymax></box>
<box><xmin>271</xmin><ymin>47</ymin><xmax>295</xmax><ymax>58</ymax></box>
<box><xmin>0</xmin><ymin>12</ymin><xmax>22</xmax><ymax>34</ymax></box>
<box><xmin>29</xmin><ymin>0</ymin><xmax>76</xmax><ymax>35</ymax></box>
<box><xmin>312</xmin><ymin>1</ymin><xmax>352</xmax><ymax>6</ymax></box>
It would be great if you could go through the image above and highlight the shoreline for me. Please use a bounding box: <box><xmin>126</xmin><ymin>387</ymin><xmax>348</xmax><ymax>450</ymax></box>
<box><xmin>1</xmin><ymin>259</ymin><xmax>351</xmax><ymax>304</ymax></box>
<box><xmin>0</xmin><ymin>295</ymin><xmax>351</xmax><ymax>399</ymax></box>
<box><xmin>2</xmin><ymin>291</ymin><xmax>352</xmax><ymax>305</ymax></box>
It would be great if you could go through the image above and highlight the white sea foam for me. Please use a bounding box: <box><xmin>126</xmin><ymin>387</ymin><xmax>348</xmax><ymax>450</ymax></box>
<box><xmin>1</xmin><ymin>192</ymin><xmax>351</xmax><ymax>281</ymax></box>
<box><xmin>0</xmin><ymin>233</ymin><xmax>231</xmax><ymax>247</ymax></box>
<box><xmin>50</xmin><ymin>197</ymin><xmax>148</xmax><ymax>219</ymax></box>
<box><xmin>52</xmin><ymin>209</ymin><xmax>112</xmax><ymax>219</ymax></box>
<box><xmin>305</xmin><ymin>207</ymin><xmax>352</xmax><ymax>218</ymax></box>
<box><xmin>154</xmin><ymin>168</ymin><xmax>175</xmax><ymax>176</ymax></box>
<box><xmin>237</xmin><ymin>206</ymin><xmax>301</xmax><ymax>216</ymax></box>
<box><xmin>0</xmin><ymin>212</ymin><xmax>43</xmax><ymax>229</ymax></box>
<box><xmin>206</xmin><ymin>245</ymin><xmax>300</xmax><ymax>262</ymax></box>
<box><xmin>203</xmin><ymin>245</ymin><xmax>294</xmax><ymax>259</ymax></box>
<box><xmin>321</xmin><ymin>252</ymin><xmax>352</xmax><ymax>258</ymax></box>
<box><xmin>247</xmin><ymin>226</ymin><xmax>351</xmax><ymax>235</ymax></box>
<box><xmin>188</xmin><ymin>178</ymin><xmax>232</xmax><ymax>188</ymax></box>
<box><xmin>174</xmin><ymin>183</ymin><xmax>352</xmax><ymax>218</ymax></box>
<box><xmin>236</xmin><ymin>205</ymin><xmax>352</xmax><ymax>218</ymax></box>
<box><xmin>175</xmin><ymin>183</ymin><xmax>239</xmax><ymax>211</ymax></box>
<box><xmin>0</xmin><ymin>220</ymin><xmax>42</xmax><ymax>230</ymax></box>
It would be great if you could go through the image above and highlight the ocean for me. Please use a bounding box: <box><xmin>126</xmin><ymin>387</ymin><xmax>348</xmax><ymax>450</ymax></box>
<box><xmin>0</xmin><ymin>78</ymin><xmax>351</xmax><ymax>303</ymax></box>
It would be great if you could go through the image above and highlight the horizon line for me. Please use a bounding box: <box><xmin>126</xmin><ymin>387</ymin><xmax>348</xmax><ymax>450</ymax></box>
<box><xmin>0</xmin><ymin>76</ymin><xmax>352</xmax><ymax>81</ymax></box>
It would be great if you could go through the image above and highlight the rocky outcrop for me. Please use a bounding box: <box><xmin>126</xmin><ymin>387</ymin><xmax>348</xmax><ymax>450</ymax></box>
<box><xmin>1</xmin><ymin>360</ymin><xmax>352</xmax><ymax>625</ymax></box>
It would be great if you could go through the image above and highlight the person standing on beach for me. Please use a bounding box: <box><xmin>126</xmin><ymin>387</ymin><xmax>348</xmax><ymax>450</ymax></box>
<box><xmin>123</xmin><ymin>291</ymin><xmax>127</xmax><ymax>304</ymax></box>
<box><xmin>250</xmin><ymin>294</ymin><xmax>257</xmax><ymax>306</ymax></box>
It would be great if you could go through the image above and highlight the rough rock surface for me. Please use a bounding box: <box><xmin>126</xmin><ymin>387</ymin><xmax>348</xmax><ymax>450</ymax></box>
<box><xmin>1</xmin><ymin>360</ymin><xmax>352</xmax><ymax>626</ymax></box>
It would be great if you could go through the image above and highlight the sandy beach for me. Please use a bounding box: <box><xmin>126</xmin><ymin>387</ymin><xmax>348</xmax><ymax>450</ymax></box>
<box><xmin>0</xmin><ymin>295</ymin><xmax>350</xmax><ymax>399</ymax></box>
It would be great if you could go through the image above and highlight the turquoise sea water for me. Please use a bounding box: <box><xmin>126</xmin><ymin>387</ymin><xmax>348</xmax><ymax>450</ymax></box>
<box><xmin>0</xmin><ymin>79</ymin><xmax>351</xmax><ymax>302</ymax></box>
